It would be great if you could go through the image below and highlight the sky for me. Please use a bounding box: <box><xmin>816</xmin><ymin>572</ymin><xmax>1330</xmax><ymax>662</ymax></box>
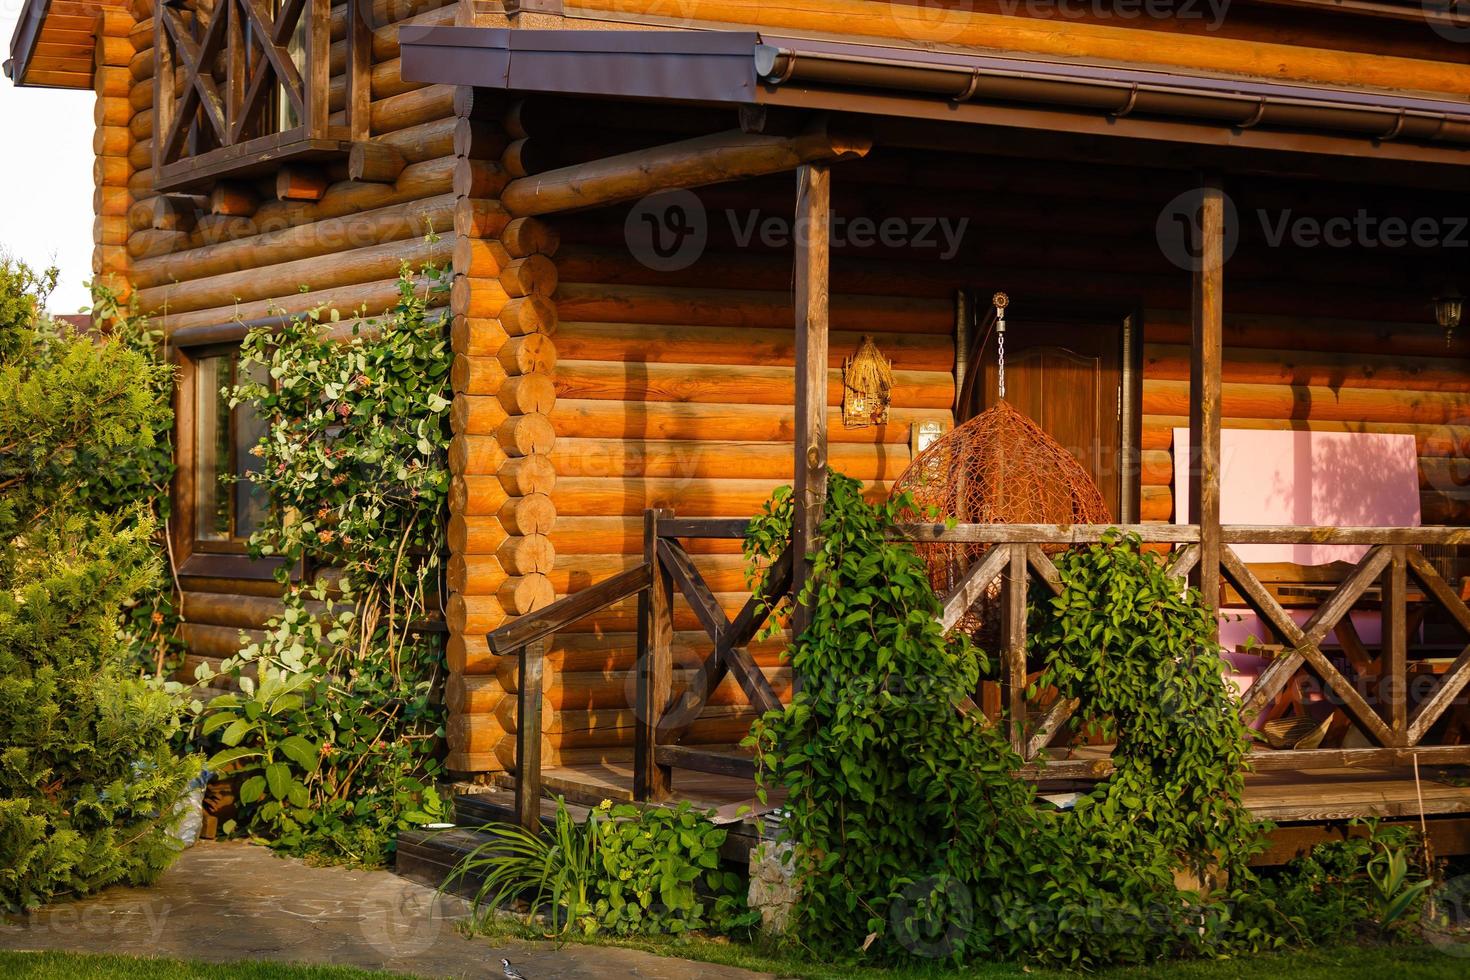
<box><xmin>0</xmin><ymin>9</ymin><xmax>99</xmax><ymax>314</ymax></box>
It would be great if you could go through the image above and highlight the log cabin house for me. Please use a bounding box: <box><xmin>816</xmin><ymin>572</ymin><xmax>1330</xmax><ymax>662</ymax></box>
<box><xmin>8</xmin><ymin>0</ymin><xmax>1470</xmax><ymax>863</ymax></box>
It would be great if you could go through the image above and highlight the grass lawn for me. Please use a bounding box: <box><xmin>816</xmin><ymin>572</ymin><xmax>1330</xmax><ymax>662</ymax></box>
<box><xmin>469</xmin><ymin>920</ymin><xmax>1470</xmax><ymax>980</ymax></box>
<box><xmin>0</xmin><ymin>951</ymin><xmax>417</xmax><ymax>980</ymax></box>
<box><xmin>4</xmin><ymin>940</ymin><xmax>1466</xmax><ymax>978</ymax></box>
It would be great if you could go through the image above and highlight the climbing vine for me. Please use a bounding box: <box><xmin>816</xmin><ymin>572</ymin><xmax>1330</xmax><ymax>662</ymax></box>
<box><xmin>744</xmin><ymin>472</ymin><xmax>1287</xmax><ymax>968</ymax></box>
<box><xmin>196</xmin><ymin>263</ymin><xmax>451</xmax><ymax>865</ymax></box>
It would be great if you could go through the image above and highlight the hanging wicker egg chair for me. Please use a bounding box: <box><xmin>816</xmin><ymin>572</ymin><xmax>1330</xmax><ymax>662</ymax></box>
<box><xmin>893</xmin><ymin>400</ymin><xmax>1110</xmax><ymax>640</ymax></box>
<box><xmin>892</xmin><ymin>344</ymin><xmax>1111</xmax><ymax>642</ymax></box>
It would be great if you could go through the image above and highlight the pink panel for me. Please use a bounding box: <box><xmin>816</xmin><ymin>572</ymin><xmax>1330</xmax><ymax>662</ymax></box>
<box><xmin>1173</xmin><ymin>428</ymin><xmax>1420</xmax><ymax>565</ymax></box>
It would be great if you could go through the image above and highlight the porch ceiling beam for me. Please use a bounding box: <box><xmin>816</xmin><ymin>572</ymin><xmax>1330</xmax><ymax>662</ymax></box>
<box><xmin>498</xmin><ymin>118</ymin><xmax>870</xmax><ymax>217</ymax></box>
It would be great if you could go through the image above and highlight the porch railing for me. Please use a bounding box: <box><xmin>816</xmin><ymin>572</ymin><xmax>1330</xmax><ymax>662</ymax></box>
<box><xmin>485</xmin><ymin>514</ymin><xmax>1470</xmax><ymax>822</ymax></box>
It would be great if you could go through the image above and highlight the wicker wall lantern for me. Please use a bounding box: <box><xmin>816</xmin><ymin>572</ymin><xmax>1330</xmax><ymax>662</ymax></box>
<box><xmin>842</xmin><ymin>335</ymin><xmax>894</xmax><ymax>428</ymax></box>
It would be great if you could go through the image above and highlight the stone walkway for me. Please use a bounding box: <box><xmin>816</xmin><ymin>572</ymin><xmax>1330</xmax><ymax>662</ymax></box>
<box><xmin>0</xmin><ymin>841</ymin><xmax>772</xmax><ymax>979</ymax></box>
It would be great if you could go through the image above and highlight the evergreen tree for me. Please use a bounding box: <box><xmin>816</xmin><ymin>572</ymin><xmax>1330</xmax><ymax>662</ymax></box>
<box><xmin>0</xmin><ymin>257</ymin><xmax>197</xmax><ymax>911</ymax></box>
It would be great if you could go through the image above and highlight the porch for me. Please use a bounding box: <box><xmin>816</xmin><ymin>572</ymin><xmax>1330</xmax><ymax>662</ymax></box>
<box><xmin>398</xmin><ymin>28</ymin><xmax>1470</xmax><ymax>859</ymax></box>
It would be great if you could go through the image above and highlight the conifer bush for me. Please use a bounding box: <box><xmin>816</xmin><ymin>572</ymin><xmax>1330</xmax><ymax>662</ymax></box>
<box><xmin>0</xmin><ymin>257</ymin><xmax>197</xmax><ymax>911</ymax></box>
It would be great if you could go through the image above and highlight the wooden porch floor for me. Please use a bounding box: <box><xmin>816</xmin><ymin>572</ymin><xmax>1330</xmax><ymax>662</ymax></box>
<box><xmin>487</xmin><ymin>753</ymin><xmax>1470</xmax><ymax>864</ymax></box>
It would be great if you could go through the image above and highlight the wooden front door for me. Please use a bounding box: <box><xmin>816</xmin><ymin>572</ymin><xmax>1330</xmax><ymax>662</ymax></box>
<box><xmin>970</xmin><ymin>320</ymin><xmax>1126</xmax><ymax>520</ymax></box>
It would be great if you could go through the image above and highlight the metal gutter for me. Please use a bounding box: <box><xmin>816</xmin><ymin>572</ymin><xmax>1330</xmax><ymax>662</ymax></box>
<box><xmin>398</xmin><ymin>28</ymin><xmax>1470</xmax><ymax>156</ymax></box>
<box><xmin>751</xmin><ymin>43</ymin><xmax>1470</xmax><ymax>146</ymax></box>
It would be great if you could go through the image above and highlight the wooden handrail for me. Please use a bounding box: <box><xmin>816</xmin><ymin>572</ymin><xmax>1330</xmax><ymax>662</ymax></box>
<box><xmin>486</xmin><ymin>562</ymin><xmax>651</xmax><ymax>655</ymax></box>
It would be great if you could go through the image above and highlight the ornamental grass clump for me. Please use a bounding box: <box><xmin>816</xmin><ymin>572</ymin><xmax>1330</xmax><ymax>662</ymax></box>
<box><xmin>448</xmin><ymin>798</ymin><xmax>747</xmax><ymax>938</ymax></box>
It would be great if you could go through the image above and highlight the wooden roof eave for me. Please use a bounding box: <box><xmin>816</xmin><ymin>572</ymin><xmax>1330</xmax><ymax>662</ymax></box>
<box><xmin>397</xmin><ymin>27</ymin><xmax>1470</xmax><ymax>171</ymax></box>
<box><xmin>6</xmin><ymin>0</ymin><xmax>119</xmax><ymax>90</ymax></box>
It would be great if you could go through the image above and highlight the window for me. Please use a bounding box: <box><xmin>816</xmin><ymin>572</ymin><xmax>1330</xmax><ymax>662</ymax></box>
<box><xmin>192</xmin><ymin>351</ymin><xmax>268</xmax><ymax>546</ymax></box>
<box><xmin>175</xmin><ymin>345</ymin><xmax>280</xmax><ymax>579</ymax></box>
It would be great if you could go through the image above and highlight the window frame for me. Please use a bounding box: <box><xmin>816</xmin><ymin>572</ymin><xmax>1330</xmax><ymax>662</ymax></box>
<box><xmin>172</xmin><ymin>341</ymin><xmax>292</xmax><ymax>582</ymax></box>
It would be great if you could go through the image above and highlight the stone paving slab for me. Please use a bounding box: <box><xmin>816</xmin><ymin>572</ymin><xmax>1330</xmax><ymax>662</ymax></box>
<box><xmin>0</xmin><ymin>841</ymin><xmax>772</xmax><ymax>980</ymax></box>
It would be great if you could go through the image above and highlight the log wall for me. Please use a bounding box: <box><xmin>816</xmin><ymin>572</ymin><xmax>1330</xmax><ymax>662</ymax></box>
<box><xmin>442</xmin><ymin>124</ymin><xmax>1470</xmax><ymax>770</ymax></box>
<box><xmin>110</xmin><ymin>0</ymin><xmax>466</xmax><ymax>688</ymax></box>
<box><xmin>66</xmin><ymin>1</ymin><xmax>1470</xmax><ymax>774</ymax></box>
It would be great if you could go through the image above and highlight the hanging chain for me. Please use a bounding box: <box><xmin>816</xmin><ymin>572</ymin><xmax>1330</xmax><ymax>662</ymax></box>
<box><xmin>993</xmin><ymin>292</ymin><xmax>1009</xmax><ymax>401</ymax></box>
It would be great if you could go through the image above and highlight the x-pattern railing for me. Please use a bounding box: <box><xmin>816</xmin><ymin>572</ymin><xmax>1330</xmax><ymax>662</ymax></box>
<box><xmin>485</xmin><ymin>516</ymin><xmax>1470</xmax><ymax>823</ymax></box>
<box><xmin>153</xmin><ymin>0</ymin><xmax>369</xmax><ymax>184</ymax></box>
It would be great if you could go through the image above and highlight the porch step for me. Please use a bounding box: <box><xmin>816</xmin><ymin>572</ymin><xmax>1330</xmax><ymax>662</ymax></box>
<box><xmin>393</xmin><ymin>789</ymin><xmax>595</xmax><ymax>895</ymax></box>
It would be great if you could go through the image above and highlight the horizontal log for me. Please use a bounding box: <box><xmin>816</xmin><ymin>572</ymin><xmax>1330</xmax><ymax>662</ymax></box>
<box><xmin>548</xmin><ymin>438</ymin><xmax>910</xmax><ymax>483</ymax></box>
<box><xmin>349</xmin><ymin>141</ymin><xmax>409</xmax><ymax>183</ymax></box>
<box><xmin>1145</xmin><ymin>342</ymin><xmax>1470</xmax><ymax>394</ymax></box>
<box><xmin>180</xmin><ymin>622</ymin><xmax>260</xmax><ymax>660</ymax></box>
<box><xmin>551</xmin><ymin>553</ymin><xmax>757</xmax><ymax>595</ymax></box>
<box><xmin>1143</xmin><ymin>380</ymin><xmax>1470</xmax><ymax>426</ymax></box>
<box><xmin>501</xmin><ymin>121</ymin><xmax>871</xmax><ymax>216</ymax></box>
<box><xmin>449</xmin><ymin>503</ymin><xmax>558</xmax><ymax>553</ymax></box>
<box><xmin>450</xmin><ymin>316</ymin><xmax>510</xmax><ymax>358</ymax></box>
<box><xmin>547</xmin><ymin>517</ymin><xmax>746</xmax><ymax>558</ymax></box>
<box><xmin>556</xmin><ymin>282</ymin><xmax>950</xmax><ymax>334</ymax></box>
<box><xmin>1146</xmin><ymin>309</ymin><xmax>1470</xmax><ymax>361</ymax></box>
<box><xmin>160</xmin><ymin>274</ymin><xmax>447</xmax><ymax>334</ymax></box>
<box><xmin>551</xmin><ymin>399</ymin><xmax>946</xmax><ymax>445</ymax></box>
<box><xmin>554</xmin><ymin>359</ymin><xmax>953</xmax><ymax>408</ymax></box>
<box><xmin>454</xmin><ymin>198</ymin><xmax>511</xmax><ymax>240</ymax></box>
<box><xmin>448</xmin><ymin>628</ymin><xmax>789</xmax><ymax>677</ymax></box>
<box><xmin>132</xmin><ymin>158</ymin><xmax>457</xmax><ymax>264</ymax></box>
<box><xmin>179</xmin><ymin>591</ymin><xmax>325</xmax><ymax>630</ymax></box>
<box><xmin>1142</xmin><ymin>415</ymin><xmax>1470</xmax><ymax>458</ymax></box>
<box><xmin>556</xmin><ymin>321</ymin><xmax>952</xmax><ymax>373</ymax></box>
<box><xmin>448</xmin><ymin>432</ymin><xmax>508</xmax><ymax>474</ymax></box>
<box><xmin>137</xmin><ymin>235</ymin><xmax>451</xmax><ymax>315</ymax></box>
<box><xmin>447</xmin><ymin>704</ymin><xmax>758</xmax><ymax>751</ymax></box>
<box><xmin>550</xmin><ymin>476</ymin><xmax>891</xmax><ymax>518</ymax></box>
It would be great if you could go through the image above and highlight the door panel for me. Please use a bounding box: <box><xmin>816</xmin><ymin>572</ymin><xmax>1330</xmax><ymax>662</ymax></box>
<box><xmin>972</xmin><ymin>321</ymin><xmax>1123</xmax><ymax>520</ymax></box>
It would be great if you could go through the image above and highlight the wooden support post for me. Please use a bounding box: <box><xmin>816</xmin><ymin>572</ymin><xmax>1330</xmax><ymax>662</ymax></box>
<box><xmin>303</xmin><ymin>0</ymin><xmax>331</xmax><ymax>139</ymax></box>
<box><xmin>635</xmin><ymin>509</ymin><xmax>674</xmax><ymax>801</ymax></box>
<box><xmin>1001</xmin><ymin>545</ymin><xmax>1029</xmax><ymax>755</ymax></box>
<box><xmin>1189</xmin><ymin>179</ymin><xmax>1225</xmax><ymax>632</ymax></box>
<box><xmin>791</xmin><ymin>163</ymin><xmax>831</xmax><ymax>652</ymax></box>
<box><xmin>1382</xmin><ymin>545</ymin><xmax>1409</xmax><ymax>745</ymax></box>
<box><xmin>347</xmin><ymin>0</ymin><xmax>372</xmax><ymax>143</ymax></box>
<box><xmin>514</xmin><ymin>638</ymin><xmax>545</xmax><ymax>830</ymax></box>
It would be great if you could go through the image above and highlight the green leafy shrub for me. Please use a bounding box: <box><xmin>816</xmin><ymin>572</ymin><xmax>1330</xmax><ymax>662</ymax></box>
<box><xmin>80</xmin><ymin>284</ymin><xmax>182</xmax><ymax>680</ymax></box>
<box><xmin>449</xmin><ymin>798</ymin><xmax>747</xmax><ymax>938</ymax></box>
<box><xmin>1260</xmin><ymin>821</ymin><xmax>1429</xmax><ymax>943</ymax></box>
<box><xmin>194</xmin><ymin>264</ymin><xmax>450</xmax><ymax>865</ymax></box>
<box><xmin>744</xmin><ymin>473</ymin><xmax>1282</xmax><ymax>968</ymax></box>
<box><xmin>0</xmin><ymin>257</ymin><xmax>197</xmax><ymax>911</ymax></box>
